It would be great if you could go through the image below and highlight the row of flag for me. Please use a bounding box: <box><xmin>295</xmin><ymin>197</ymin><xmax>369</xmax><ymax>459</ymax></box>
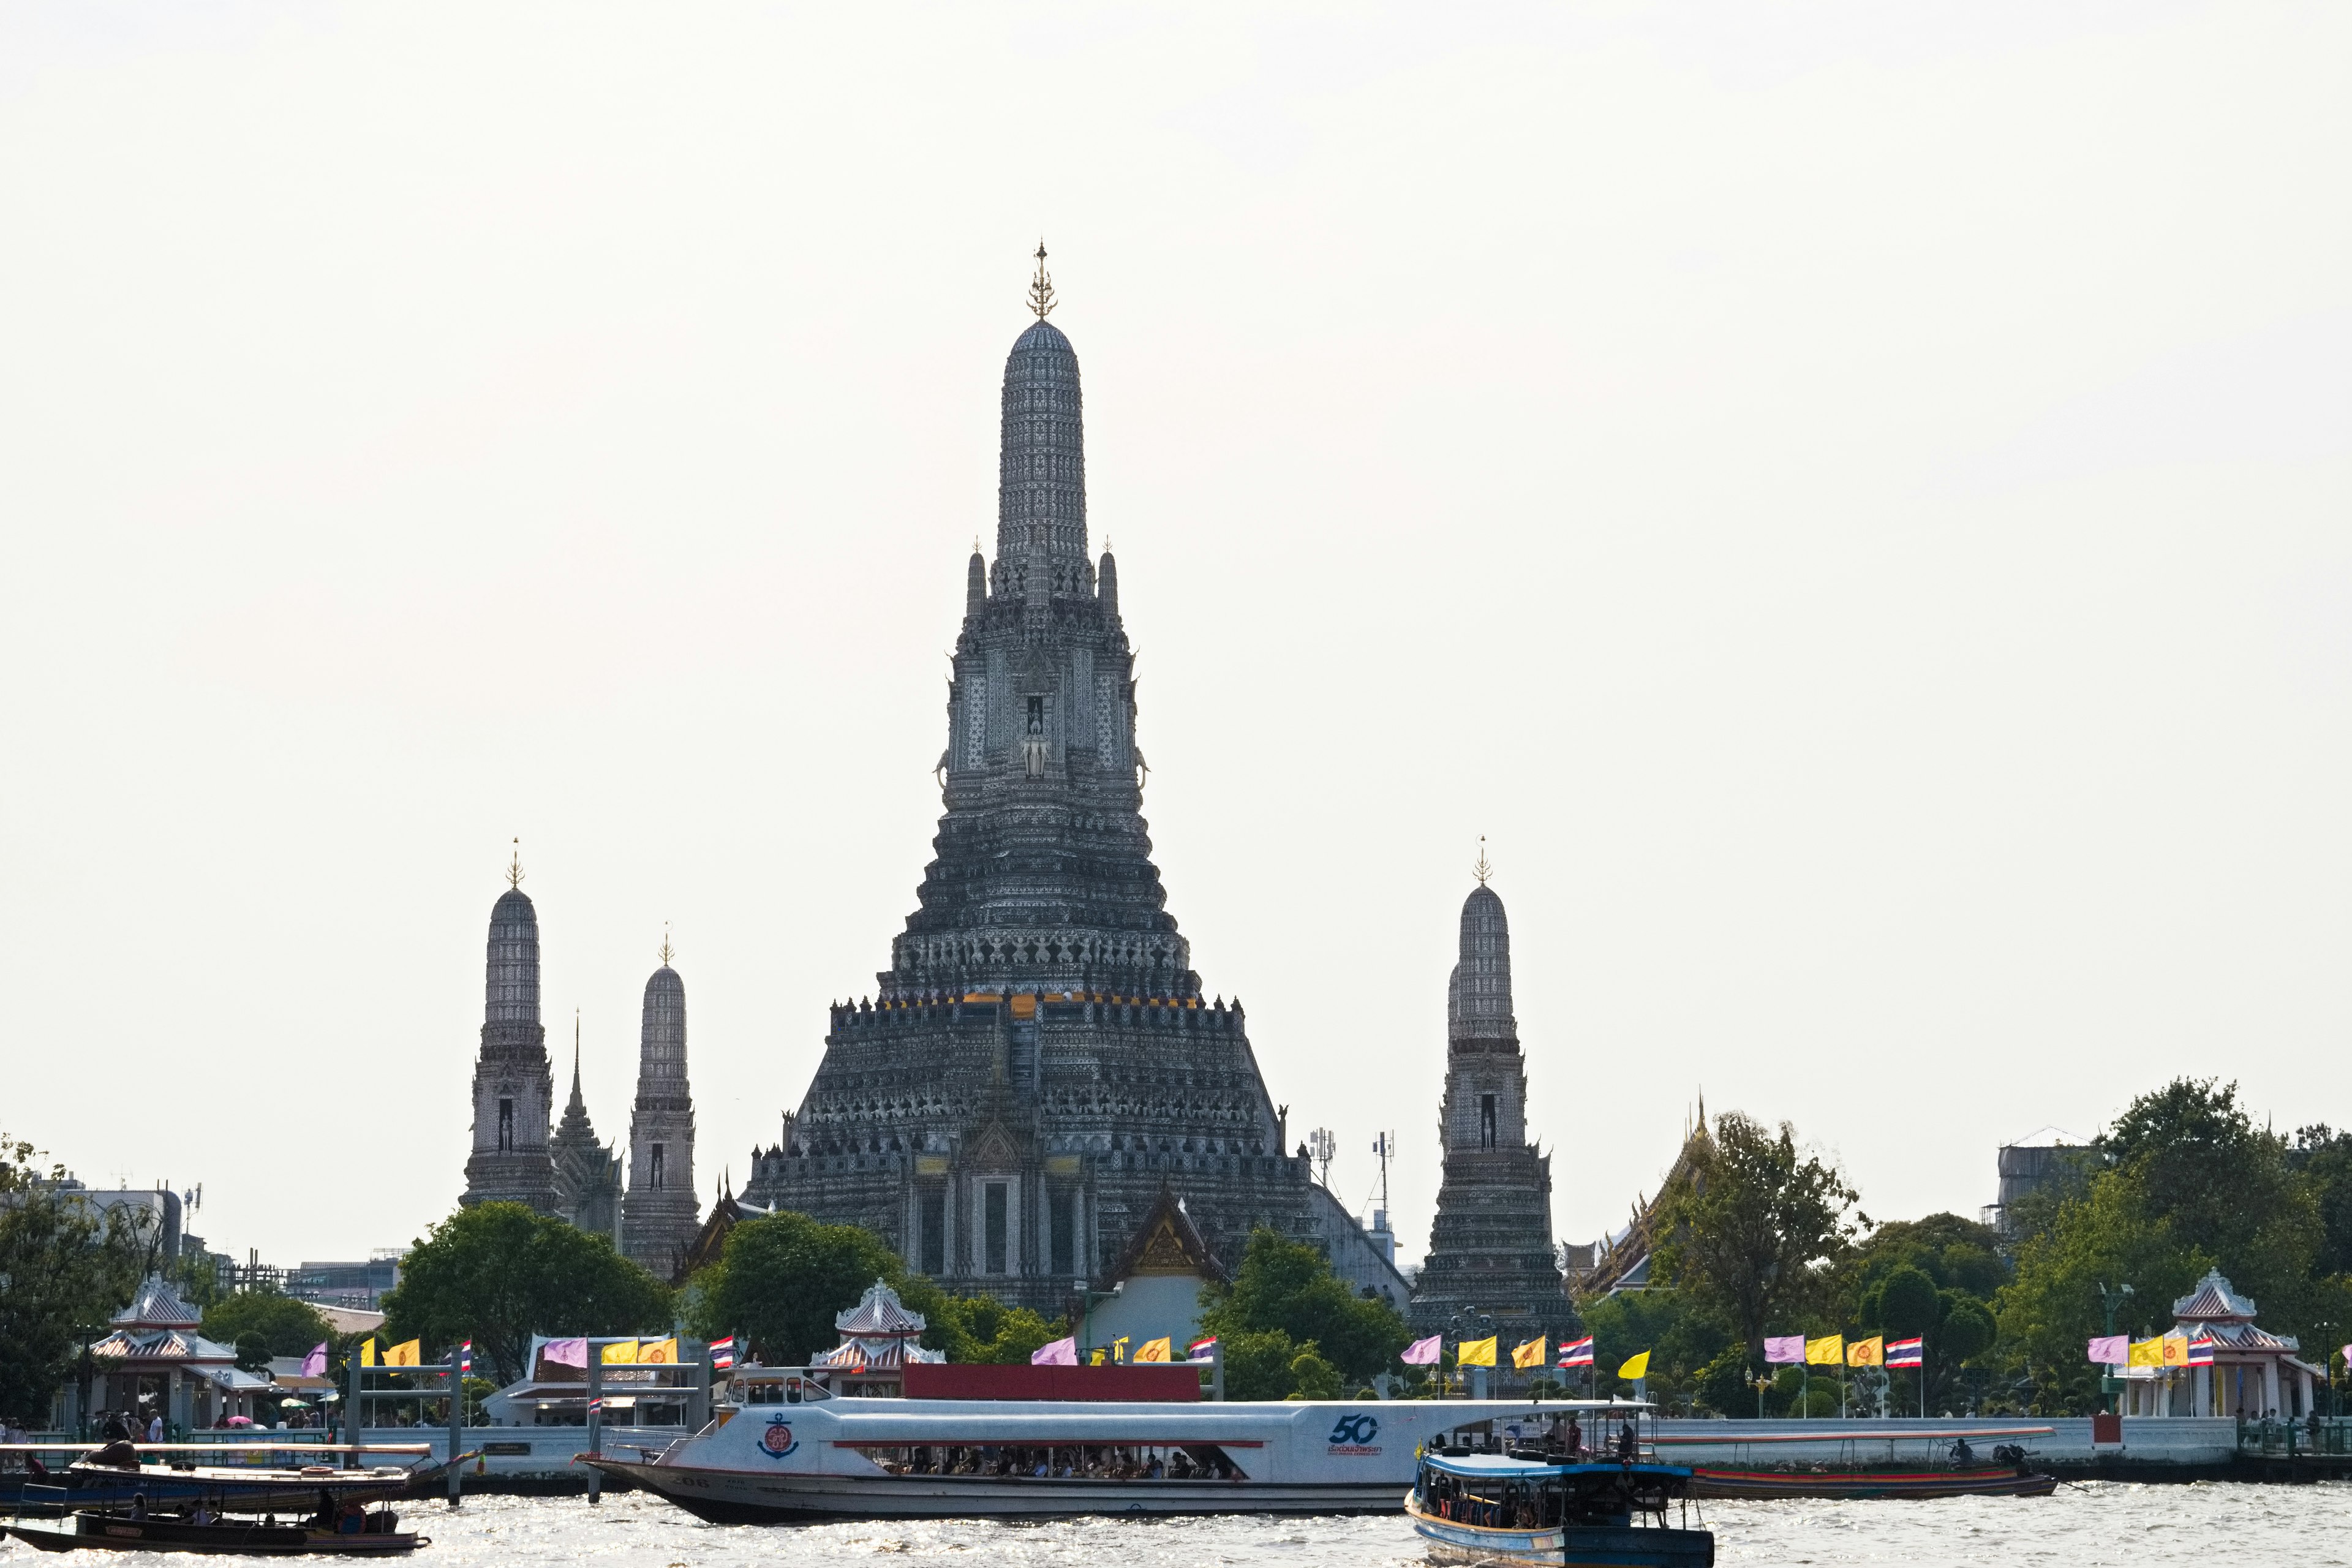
<box><xmin>539</xmin><ymin>1336</ymin><xmax>682</xmax><ymax>1366</ymax></box>
<box><xmin>1027</xmin><ymin>1334</ymin><xmax>1222</xmax><ymax>1366</ymax></box>
<box><xmin>1393</xmin><ymin>1332</ymin><xmax>1928</xmax><ymax>1381</ymax></box>
<box><xmin>299</xmin><ymin>1338</ymin><xmax>472</xmax><ymax>1377</ymax></box>
<box><xmin>2087</xmin><ymin>1333</ymin><xmax>2215</xmax><ymax>1369</ymax></box>
<box><xmin>1765</xmin><ymin>1334</ymin><xmax>1926</xmax><ymax>1370</ymax></box>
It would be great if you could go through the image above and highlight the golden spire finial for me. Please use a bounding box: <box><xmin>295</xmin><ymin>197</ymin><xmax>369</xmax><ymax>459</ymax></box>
<box><xmin>507</xmin><ymin>838</ymin><xmax>524</xmax><ymax>889</ymax></box>
<box><xmin>1472</xmin><ymin>835</ymin><xmax>1492</xmax><ymax>886</ymax></box>
<box><xmin>1028</xmin><ymin>240</ymin><xmax>1057</xmax><ymax>320</ymax></box>
<box><xmin>659</xmin><ymin>924</ymin><xmax>676</xmax><ymax>968</ymax></box>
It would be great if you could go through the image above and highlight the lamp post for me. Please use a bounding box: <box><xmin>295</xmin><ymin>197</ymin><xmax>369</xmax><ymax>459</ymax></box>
<box><xmin>2098</xmin><ymin>1281</ymin><xmax>2135</xmax><ymax>1414</ymax></box>
<box><xmin>1449</xmin><ymin>1308</ymin><xmax>1495</xmax><ymax>1401</ymax></box>
<box><xmin>1074</xmin><ymin>1280</ymin><xmax>1122</xmax><ymax>1362</ymax></box>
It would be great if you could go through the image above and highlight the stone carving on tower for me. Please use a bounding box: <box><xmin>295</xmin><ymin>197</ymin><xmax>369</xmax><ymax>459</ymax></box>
<box><xmin>549</xmin><ymin>1016</ymin><xmax>624</xmax><ymax>1243</ymax></box>
<box><xmin>1409</xmin><ymin>860</ymin><xmax>1580</xmax><ymax>1366</ymax></box>
<box><xmin>460</xmin><ymin>852</ymin><xmax>563</xmax><ymax>1215</ymax></box>
<box><xmin>742</xmin><ymin>254</ymin><xmax>1408</xmax><ymax>1313</ymax></box>
<box><xmin>622</xmin><ymin>940</ymin><xmax>701</xmax><ymax>1276</ymax></box>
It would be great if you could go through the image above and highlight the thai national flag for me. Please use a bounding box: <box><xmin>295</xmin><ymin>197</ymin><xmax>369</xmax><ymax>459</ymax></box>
<box><xmin>1186</xmin><ymin>1336</ymin><xmax>1217</xmax><ymax>1360</ymax></box>
<box><xmin>1558</xmin><ymin>1336</ymin><xmax>1595</xmax><ymax>1368</ymax></box>
<box><xmin>710</xmin><ymin>1336</ymin><xmax>737</xmax><ymax>1371</ymax></box>
<box><xmin>2187</xmin><ymin>1336</ymin><xmax>2215</xmax><ymax>1367</ymax></box>
<box><xmin>586</xmin><ymin>1396</ymin><xmax>604</xmax><ymax>1415</ymax></box>
<box><xmin>1887</xmin><ymin>1337</ymin><xmax>1924</xmax><ymax>1368</ymax></box>
<box><xmin>458</xmin><ymin>1341</ymin><xmax>473</xmax><ymax>1376</ymax></box>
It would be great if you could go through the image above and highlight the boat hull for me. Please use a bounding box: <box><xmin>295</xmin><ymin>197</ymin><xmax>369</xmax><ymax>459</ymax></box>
<box><xmin>1688</xmin><ymin>1466</ymin><xmax>2055</xmax><ymax>1500</ymax></box>
<box><xmin>5</xmin><ymin>1515</ymin><xmax>423</xmax><ymax>1555</ymax></box>
<box><xmin>587</xmin><ymin>1457</ymin><xmax>1409</xmax><ymax>1520</ymax></box>
<box><xmin>4</xmin><ymin>1466</ymin><xmax>422</xmax><ymax>1518</ymax></box>
<box><xmin>1407</xmin><ymin>1499</ymin><xmax>1714</xmax><ymax>1567</ymax></box>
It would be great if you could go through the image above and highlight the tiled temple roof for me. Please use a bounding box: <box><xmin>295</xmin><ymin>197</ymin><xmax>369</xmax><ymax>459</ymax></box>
<box><xmin>2173</xmin><ymin>1268</ymin><xmax>2258</xmax><ymax>1322</ymax></box>
<box><xmin>111</xmin><ymin>1275</ymin><xmax>201</xmax><ymax>1330</ymax></box>
<box><xmin>835</xmin><ymin>1278</ymin><xmax>927</xmax><ymax>1337</ymax></box>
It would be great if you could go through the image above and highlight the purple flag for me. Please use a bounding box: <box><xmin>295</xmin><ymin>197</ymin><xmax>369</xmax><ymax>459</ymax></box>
<box><xmin>543</xmin><ymin>1336</ymin><xmax>588</xmax><ymax>1368</ymax></box>
<box><xmin>1401</xmin><ymin>1333</ymin><xmax>1443</xmax><ymax>1366</ymax></box>
<box><xmin>1031</xmin><ymin>1336</ymin><xmax>1077</xmax><ymax>1366</ymax></box>
<box><xmin>300</xmin><ymin>1342</ymin><xmax>327</xmax><ymax>1378</ymax></box>
<box><xmin>1763</xmin><ymin>1335</ymin><xmax>1804</xmax><ymax>1365</ymax></box>
<box><xmin>2087</xmin><ymin>1335</ymin><xmax>2128</xmax><ymax>1366</ymax></box>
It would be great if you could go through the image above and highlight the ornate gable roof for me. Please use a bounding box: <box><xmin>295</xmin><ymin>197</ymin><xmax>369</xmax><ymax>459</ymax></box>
<box><xmin>2173</xmin><ymin>1268</ymin><xmax>2257</xmax><ymax>1323</ymax></box>
<box><xmin>1106</xmin><ymin>1186</ymin><xmax>1229</xmax><ymax>1284</ymax></box>
<box><xmin>835</xmin><ymin>1278</ymin><xmax>927</xmax><ymax>1337</ymax></box>
<box><xmin>111</xmin><ymin>1275</ymin><xmax>201</xmax><ymax>1330</ymax></box>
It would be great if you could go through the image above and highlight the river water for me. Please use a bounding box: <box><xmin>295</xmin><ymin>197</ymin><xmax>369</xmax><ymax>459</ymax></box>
<box><xmin>4</xmin><ymin>1483</ymin><xmax>2346</xmax><ymax>1566</ymax></box>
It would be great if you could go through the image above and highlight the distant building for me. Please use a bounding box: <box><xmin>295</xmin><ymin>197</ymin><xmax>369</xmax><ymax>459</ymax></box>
<box><xmin>1564</xmin><ymin>1108</ymin><xmax>1710</xmax><ymax>1300</ymax></box>
<box><xmin>74</xmin><ymin>1275</ymin><xmax>271</xmax><ymax>1432</ymax></box>
<box><xmin>456</xmin><ymin>861</ymin><xmax>703</xmax><ymax>1269</ymax></box>
<box><xmin>812</xmin><ymin>1280</ymin><xmax>946</xmax><ymax>1398</ymax></box>
<box><xmin>1983</xmin><ymin>1126</ymin><xmax>2084</xmax><ymax>1238</ymax></box>
<box><xmin>549</xmin><ymin>1027</ymin><xmax>624</xmax><ymax>1245</ymax></box>
<box><xmin>460</xmin><ymin>870</ymin><xmax>562</xmax><ymax>1215</ymax></box>
<box><xmin>621</xmin><ymin>954</ymin><xmax>701</xmax><ymax>1277</ymax></box>
<box><xmin>1409</xmin><ymin>878</ymin><xmax>1581</xmax><ymax>1366</ymax></box>
<box><xmin>1079</xmin><ymin>1188</ymin><xmax>1230</xmax><ymax>1363</ymax></box>
<box><xmin>284</xmin><ymin>1254</ymin><xmax>402</xmax><ymax>1311</ymax></box>
<box><xmin>737</xmin><ymin>281</ymin><xmax>1407</xmax><ymax>1315</ymax></box>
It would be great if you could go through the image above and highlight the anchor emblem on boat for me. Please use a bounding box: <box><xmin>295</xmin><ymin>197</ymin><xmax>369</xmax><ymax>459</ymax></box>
<box><xmin>759</xmin><ymin>1418</ymin><xmax>799</xmax><ymax>1460</ymax></box>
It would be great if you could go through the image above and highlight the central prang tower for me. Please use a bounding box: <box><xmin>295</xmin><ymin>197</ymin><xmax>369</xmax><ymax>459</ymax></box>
<box><xmin>744</xmin><ymin>256</ymin><xmax>1404</xmax><ymax>1313</ymax></box>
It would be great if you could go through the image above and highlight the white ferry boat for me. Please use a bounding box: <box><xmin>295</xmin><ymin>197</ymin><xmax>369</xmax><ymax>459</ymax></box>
<box><xmin>585</xmin><ymin>1369</ymin><xmax>1637</xmax><ymax>1520</ymax></box>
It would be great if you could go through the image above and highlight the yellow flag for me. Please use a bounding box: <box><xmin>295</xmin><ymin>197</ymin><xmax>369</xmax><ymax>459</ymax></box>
<box><xmin>1511</xmin><ymin>1337</ymin><xmax>1547</xmax><ymax>1370</ymax></box>
<box><xmin>1618</xmin><ymin>1351</ymin><xmax>1651</xmax><ymax>1381</ymax></box>
<box><xmin>360</xmin><ymin>1340</ymin><xmax>375</xmax><ymax>1368</ymax></box>
<box><xmin>2128</xmin><ymin>1336</ymin><xmax>2164</xmax><ymax>1369</ymax></box>
<box><xmin>383</xmin><ymin>1339</ymin><xmax>421</xmax><ymax>1368</ymax></box>
<box><xmin>2161</xmin><ymin>1335</ymin><xmax>2188</xmax><ymax>1368</ymax></box>
<box><xmin>639</xmin><ymin>1338</ymin><xmax>678</xmax><ymax>1365</ymax></box>
<box><xmin>1133</xmin><ymin>1336</ymin><xmax>1172</xmax><ymax>1363</ymax></box>
<box><xmin>601</xmin><ymin>1340</ymin><xmax>639</xmax><ymax>1365</ymax></box>
<box><xmin>1110</xmin><ymin>1336</ymin><xmax>1130</xmax><ymax>1364</ymax></box>
<box><xmin>1805</xmin><ymin>1335</ymin><xmax>1844</xmax><ymax>1366</ymax></box>
<box><xmin>1088</xmin><ymin>1349</ymin><xmax>1106</xmax><ymax>1366</ymax></box>
<box><xmin>1457</xmin><ymin>1336</ymin><xmax>1498</xmax><ymax>1368</ymax></box>
<box><xmin>1847</xmin><ymin>1336</ymin><xmax>1884</xmax><ymax>1368</ymax></box>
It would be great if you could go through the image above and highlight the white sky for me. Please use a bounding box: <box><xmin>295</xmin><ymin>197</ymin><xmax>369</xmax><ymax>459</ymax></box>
<box><xmin>1</xmin><ymin>2</ymin><xmax>2345</xmax><ymax>1270</ymax></box>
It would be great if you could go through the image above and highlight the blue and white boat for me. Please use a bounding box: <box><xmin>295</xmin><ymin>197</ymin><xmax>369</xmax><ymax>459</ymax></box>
<box><xmin>1408</xmin><ymin>1451</ymin><xmax>1714</xmax><ymax>1568</ymax></box>
<box><xmin>586</xmin><ymin>1367</ymin><xmax>1636</xmax><ymax>1520</ymax></box>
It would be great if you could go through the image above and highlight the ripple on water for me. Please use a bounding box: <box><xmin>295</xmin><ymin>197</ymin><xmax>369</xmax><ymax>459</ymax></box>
<box><xmin>5</xmin><ymin>1482</ymin><xmax>2351</xmax><ymax>1567</ymax></box>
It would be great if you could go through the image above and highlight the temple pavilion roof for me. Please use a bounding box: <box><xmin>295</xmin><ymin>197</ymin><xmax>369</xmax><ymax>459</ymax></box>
<box><xmin>2173</xmin><ymin>1268</ymin><xmax>2259</xmax><ymax>1323</ymax></box>
<box><xmin>89</xmin><ymin>1327</ymin><xmax>234</xmax><ymax>1366</ymax></box>
<box><xmin>111</xmin><ymin>1274</ymin><xmax>201</xmax><ymax>1330</ymax></box>
<box><xmin>835</xmin><ymin>1278</ymin><xmax>927</xmax><ymax>1338</ymax></box>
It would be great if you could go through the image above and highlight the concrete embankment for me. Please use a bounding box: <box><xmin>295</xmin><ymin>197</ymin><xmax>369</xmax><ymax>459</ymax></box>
<box><xmin>1648</xmin><ymin>1416</ymin><xmax>2312</xmax><ymax>1482</ymax></box>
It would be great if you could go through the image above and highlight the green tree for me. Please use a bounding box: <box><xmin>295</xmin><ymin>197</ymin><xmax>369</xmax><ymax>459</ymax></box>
<box><xmin>1654</xmin><ymin>1111</ymin><xmax>1861</xmax><ymax>1357</ymax></box>
<box><xmin>1579</xmin><ymin>1288</ymin><xmax>1732</xmax><ymax>1415</ymax></box>
<box><xmin>684</xmin><ymin>1211</ymin><xmax>1066</xmax><ymax>1369</ymax></box>
<box><xmin>2103</xmin><ymin>1078</ymin><xmax>2320</xmax><ymax>1310</ymax></box>
<box><xmin>908</xmin><ymin>1290</ymin><xmax>1060</xmax><ymax>1365</ymax></box>
<box><xmin>1285</xmin><ymin>1346</ymin><xmax>1341</xmax><ymax>1400</ymax></box>
<box><xmin>201</xmin><ymin>1292</ymin><xmax>332</xmax><ymax>1360</ymax></box>
<box><xmin>1860</xmin><ymin>1264</ymin><xmax>1943</xmax><ymax>1341</ymax></box>
<box><xmin>2289</xmin><ymin>1125</ymin><xmax>2352</xmax><ymax>1278</ymax></box>
<box><xmin>0</xmin><ymin>1138</ymin><xmax>151</xmax><ymax>1425</ymax></box>
<box><xmin>1993</xmin><ymin>1169</ymin><xmax>2206</xmax><ymax>1414</ymax></box>
<box><xmin>1843</xmin><ymin>1213</ymin><xmax>2007</xmax><ymax>1313</ymax></box>
<box><xmin>380</xmin><ymin>1203</ymin><xmax>673</xmax><ymax>1385</ymax></box>
<box><xmin>1218</xmin><ymin>1329</ymin><xmax>1305</xmax><ymax>1400</ymax></box>
<box><xmin>1196</xmin><ymin>1229</ymin><xmax>1409</xmax><ymax>1387</ymax></box>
